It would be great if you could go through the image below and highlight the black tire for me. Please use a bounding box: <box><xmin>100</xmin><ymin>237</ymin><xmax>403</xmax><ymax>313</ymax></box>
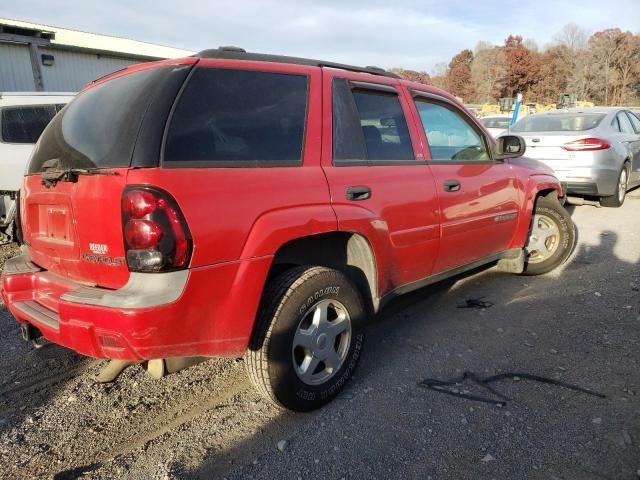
<box><xmin>600</xmin><ymin>164</ymin><xmax>629</xmax><ymax>208</ymax></box>
<box><xmin>245</xmin><ymin>266</ymin><xmax>365</xmax><ymax>411</ymax></box>
<box><xmin>522</xmin><ymin>195</ymin><xmax>576</xmax><ymax>276</ymax></box>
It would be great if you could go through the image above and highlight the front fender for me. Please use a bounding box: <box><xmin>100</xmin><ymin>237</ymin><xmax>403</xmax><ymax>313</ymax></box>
<box><xmin>510</xmin><ymin>174</ymin><xmax>563</xmax><ymax>249</ymax></box>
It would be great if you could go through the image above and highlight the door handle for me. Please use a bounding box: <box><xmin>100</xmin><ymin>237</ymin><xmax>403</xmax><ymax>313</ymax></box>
<box><xmin>346</xmin><ymin>185</ymin><xmax>371</xmax><ymax>201</ymax></box>
<box><xmin>443</xmin><ymin>180</ymin><xmax>461</xmax><ymax>192</ymax></box>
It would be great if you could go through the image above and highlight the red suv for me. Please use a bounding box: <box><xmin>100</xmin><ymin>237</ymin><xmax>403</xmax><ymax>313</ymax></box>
<box><xmin>1</xmin><ymin>48</ymin><xmax>575</xmax><ymax>411</ymax></box>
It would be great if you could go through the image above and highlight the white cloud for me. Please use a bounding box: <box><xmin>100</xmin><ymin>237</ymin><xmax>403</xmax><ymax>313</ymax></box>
<box><xmin>0</xmin><ymin>0</ymin><xmax>638</xmax><ymax>71</ymax></box>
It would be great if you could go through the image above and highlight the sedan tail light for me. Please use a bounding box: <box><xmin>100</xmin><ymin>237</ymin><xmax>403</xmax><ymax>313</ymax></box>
<box><xmin>562</xmin><ymin>138</ymin><xmax>610</xmax><ymax>151</ymax></box>
<box><xmin>122</xmin><ymin>187</ymin><xmax>192</xmax><ymax>272</ymax></box>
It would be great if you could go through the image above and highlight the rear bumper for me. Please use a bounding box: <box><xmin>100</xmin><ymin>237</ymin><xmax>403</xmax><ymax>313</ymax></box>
<box><xmin>1</xmin><ymin>252</ymin><xmax>272</xmax><ymax>360</ymax></box>
<box><xmin>541</xmin><ymin>164</ymin><xmax>620</xmax><ymax>197</ymax></box>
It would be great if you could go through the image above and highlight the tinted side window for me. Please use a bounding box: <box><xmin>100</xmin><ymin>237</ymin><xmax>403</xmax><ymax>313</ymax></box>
<box><xmin>415</xmin><ymin>100</ymin><xmax>490</xmax><ymax>162</ymax></box>
<box><xmin>617</xmin><ymin>113</ymin><xmax>634</xmax><ymax>134</ymax></box>
<box><xmin>1</xmin><ymin>105</ymin><xmax>57</xmax><ymax>144</ymax></box>
<box><xmin>165</xmin><ymin>68</ymin><xmax>308</xmax><ymax>166</ymax></box>
<box><xmin>332</xmin><ymin>79</ymin><xmax>367</xmax><ymax>161</ymax></box>
<box><xmin>332</xmin><ymin>80</ymin><xmax>414</xmax><ymax>163</ymax></box>
<box><xmin>352</xmin><ymin>90</ymin><xmax>414</xmax><ymax>162</ymax></box>
<box><xmin>625</xmin><ymin>111</ymin><xmax>640</xmax><ymax>133</ymax></box>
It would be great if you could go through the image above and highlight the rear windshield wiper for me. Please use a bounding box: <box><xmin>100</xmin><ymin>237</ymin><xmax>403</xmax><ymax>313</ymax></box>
<box><xmin>41</xmin><ymin>168</ymin><xmax>118</xmax><ymax>188</ymax></box>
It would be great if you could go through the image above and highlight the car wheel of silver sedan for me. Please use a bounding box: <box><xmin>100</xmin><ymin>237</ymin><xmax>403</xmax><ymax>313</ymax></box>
<box><xmin>601</xmin><ymin>164</ymin><xmax>629</xmax><ymax>208</ymax></box>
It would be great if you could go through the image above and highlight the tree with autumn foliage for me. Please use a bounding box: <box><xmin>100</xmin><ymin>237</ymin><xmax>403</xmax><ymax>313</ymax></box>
<box><xmin>390</xmin><ymin>23</ymin><xmax>640</xmax><ymax>106</ymax></box>
<box><xmin>444</xmin><ymin>49</ymin><xmax>475</xmax><ymax>101</ymax></box>
<box><xmin>584</xmin><ymin>29</ymin><xmax>640</xmax><ymax>105</ymax></box>
<box><xmin>499</xmin><ymin>35</ymin><xmax>541</xmax><ymax>98</ymax></box>
<box><xmin>387</xmin><ymin>68</ymin><xmax>431</xmax><ymax>85</ymax></box>
<box><xmin>528</xmin><ymin>45</ymin><xmax>573</xmax><ymax>103</ymax></box>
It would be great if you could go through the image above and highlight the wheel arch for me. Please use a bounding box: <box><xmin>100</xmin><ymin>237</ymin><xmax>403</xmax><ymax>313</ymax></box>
<box><xmin>266</xmin><ymin>231</ymin><xmax>379</xmax><ymax>316</ymax></box>
<box><xmin>510</xmin><ymin>175</ymin><xmax>563</xmax><ymax>249</ymax></box>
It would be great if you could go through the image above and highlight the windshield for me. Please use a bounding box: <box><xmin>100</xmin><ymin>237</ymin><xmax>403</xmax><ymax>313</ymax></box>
<box><xmin>28</xmin><ymin>68</ymin><xmax>164</xmax><ymax>173</ymax></box>
<box><xmin>511</xmin><ymin>113</ymin><xmax>605</xmax><ymax>133</ymax></box>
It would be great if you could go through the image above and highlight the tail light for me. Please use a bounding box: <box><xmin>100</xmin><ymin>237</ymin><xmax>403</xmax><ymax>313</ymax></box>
<box><xmin>121</xmin><ymin>187</ymin><xmax>192</xmax><ymax>272</ymax></box>
<box><xmin>562</xmin><ymin>138</ymin><xmax>610</xmax><ymax>151</ymax></box>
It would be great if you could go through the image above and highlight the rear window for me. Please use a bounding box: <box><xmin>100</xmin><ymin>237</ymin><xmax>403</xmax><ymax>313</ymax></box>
<box><xmin>164</xmin><ymin>68</ymin><xmax>308</xmax><ymax>166</ymax></box>
<box><xmin>480</xmin><ymin>117</ymin><xmax>510</xmax><ymax>129</ymax></box>
<box><xmin>28</xmin><ymin>68</ymin><xmax>165</xmax><ymax>173</ymax></box>
<box><xmin>511</xmin><ymin>113</ymin><xmax>605</xmax><ymax>132</ymax></box>
<box><xmin>1</xmin><ymin>105</ymin><xmax>58</xmax><ymax>144</ymax></box>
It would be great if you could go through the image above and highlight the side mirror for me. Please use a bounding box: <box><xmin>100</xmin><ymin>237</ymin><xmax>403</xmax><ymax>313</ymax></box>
<box><xmin>495</xmin><ymin>135</ymin><xmax>526</xmax><ymax>160</ymax></box>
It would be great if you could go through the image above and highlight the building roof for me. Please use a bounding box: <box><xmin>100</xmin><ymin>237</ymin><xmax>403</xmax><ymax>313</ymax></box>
<box><xmin>0</xmin><ymin>17</ymin><xmax>194</xmax><ymax>60</ymax></box>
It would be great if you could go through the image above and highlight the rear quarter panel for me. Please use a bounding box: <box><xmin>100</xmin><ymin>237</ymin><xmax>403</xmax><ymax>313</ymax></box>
<box><xmin>137</xmin><ymin>59</ymin><xmax>334</xmax><ymax>268</ymax></box>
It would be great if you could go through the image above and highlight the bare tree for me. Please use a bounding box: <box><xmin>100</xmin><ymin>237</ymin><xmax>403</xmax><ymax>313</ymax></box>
<box><xmin>524</xmin><ymin>38</ymin><xmax>540</xmax><ymax>52</ymax></box>
<box><xmin>553</xmin><ymin>23</ymin><xmax>590</xmax><ymax>51</ymax></box>
<box><xmin>471</xmin><ymin>45</ymin><xmax>507</xmax><ymax>102</ymax></box>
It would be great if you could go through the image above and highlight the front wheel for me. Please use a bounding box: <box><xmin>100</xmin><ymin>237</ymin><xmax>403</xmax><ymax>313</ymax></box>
<box><xmin>522</xmin><ymin>196</ymin><xmax>576</xmax><ymax>275</ymax></box>
<box><xmin>245</xmin><ymin>266</ymin><xmax>365</xmax><ymax>411</ymax></box>
<box><xmin>600</xmin><ymin>165</ymin><xmax>629</xmax><ymax>208</ymax></box>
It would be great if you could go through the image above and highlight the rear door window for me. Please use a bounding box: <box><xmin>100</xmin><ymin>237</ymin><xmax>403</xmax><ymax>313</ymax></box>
<box><xmin>611</xmin><ymin>116</ymin><xmax>621</xmax><ymax>132</ymax></box>
<box><xmin>164</xmin><ymin>68</ymin><xmax>308</xmax><ymax>166</ymax></box>
<box><xmin>617</xmin><ymin>112</ymin><xmax>635</xmax><ymax>134</ymax></box>
<box><xmin>1</xmin><ymin>105</ymin><xmax>57</xmax><ymax>144</ymax></box>
<box><xmin>332</xmin><ymin>79</ymin><xmax>414</xmax><ymax>163</ymax></box>
<box><xmin>624</xmin><ymin>111</ymin><xmax>640</xmax><ymax>134</ymax></box>
<box><xmin>414</xmin><ymin>99</ymin><xmax>490</xmax><ymax>162</ymax></box>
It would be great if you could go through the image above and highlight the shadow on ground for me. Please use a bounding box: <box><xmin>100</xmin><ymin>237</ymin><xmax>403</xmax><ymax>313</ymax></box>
<box><xmin>0</xmin><ymin>200</ymin><xmax>638</xmax><ymax>480</ymax></box>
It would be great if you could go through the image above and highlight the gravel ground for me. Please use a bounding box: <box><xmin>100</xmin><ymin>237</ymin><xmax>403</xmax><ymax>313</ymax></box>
<box><xmin>0</xmin><ymin>242</ymin><xmax>20</xmax><ymax>275</ymax></box>
<box><xmin>0</xmin><ymin>196</ymin><xmax>639</xmax><ymax>480</ymax></box>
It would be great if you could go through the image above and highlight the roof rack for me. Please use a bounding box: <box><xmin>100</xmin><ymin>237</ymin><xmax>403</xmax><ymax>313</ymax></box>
<box><xmin>196</xmin><ymin>47</ymin><xmax>399</xmax><ymax>79</ymax></box>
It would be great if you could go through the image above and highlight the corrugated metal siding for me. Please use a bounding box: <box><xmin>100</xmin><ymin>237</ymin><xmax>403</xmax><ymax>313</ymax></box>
<box><xmin>39</xmin><ymin>48</ymin><xmax>139</xmax><ymax>91</ymax></box>
<box><xmin>0</xmin><ymin>42</ymin><xmax>36</xmax><ymax>91</ymax></box>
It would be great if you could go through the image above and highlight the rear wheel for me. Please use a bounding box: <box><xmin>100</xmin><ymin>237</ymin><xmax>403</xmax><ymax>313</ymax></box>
<box><xmin>245</xmin><ymin>266</ymin><xmax>365</xmax><ymax>411</ymax></box>
<box><xmin>522</xmin><ymin>196</ymin><xmax>575</xmax><ymax>275</ymax></box>
<box><xmin>600</xmin><ymin>164</ymin><xmax>629</xmax><ymax>208</ymax></box>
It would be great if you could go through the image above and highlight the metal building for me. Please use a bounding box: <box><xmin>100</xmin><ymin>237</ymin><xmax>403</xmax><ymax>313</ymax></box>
<box><xmin>0</xmin><ymin>17</ymin><xmax>194</xmax><ymax>92</ymax></box>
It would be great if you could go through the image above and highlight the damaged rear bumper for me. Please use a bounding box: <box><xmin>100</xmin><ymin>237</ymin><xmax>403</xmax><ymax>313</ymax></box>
<box><xmin>1</xmin><ymin>252</ymin><xmax>269</xmax><ymax>360</ymax></box>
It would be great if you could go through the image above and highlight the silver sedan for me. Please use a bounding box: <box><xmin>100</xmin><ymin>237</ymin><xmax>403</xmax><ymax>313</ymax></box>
<box><xmin>509</xmin><ymin>108</ymin><xmax>640</xmax><ymax>207</ymax></box>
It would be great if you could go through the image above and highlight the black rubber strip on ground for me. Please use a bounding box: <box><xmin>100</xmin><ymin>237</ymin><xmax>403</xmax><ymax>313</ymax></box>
<box><xmin>418</xmin><ymin>371</ymin><xmax>606</xmax><ymax>406</ymax></box>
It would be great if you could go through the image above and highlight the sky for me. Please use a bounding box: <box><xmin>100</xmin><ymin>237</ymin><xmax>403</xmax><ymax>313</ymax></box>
<box><xmin>1</xmin><ymin>0</ymin><xmax>639</xmax><ymax>72</ymax></box>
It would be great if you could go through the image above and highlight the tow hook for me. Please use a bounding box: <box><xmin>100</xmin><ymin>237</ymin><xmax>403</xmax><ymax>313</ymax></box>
<box><xmin>20</xmin><ymin>323</ymin><xmax>41</xmax><ymax>342</ymax></box>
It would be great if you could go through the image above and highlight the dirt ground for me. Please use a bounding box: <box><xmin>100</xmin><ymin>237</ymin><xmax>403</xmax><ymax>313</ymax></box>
<box><xmin>0</xmin><ymin>195</ymin><xmax>638</xmax><ymax>480</ymax></box>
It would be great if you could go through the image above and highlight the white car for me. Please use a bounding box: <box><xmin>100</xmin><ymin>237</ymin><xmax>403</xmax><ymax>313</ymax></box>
<box><xmin>0</xmin><ymin>92</ymin><xmax>75</xmax><ymax>243</ymax></box>
<box><xmin>479</xmin><ymin>115</ymin><xmax>512</xmax><ymax>138</ymax></box>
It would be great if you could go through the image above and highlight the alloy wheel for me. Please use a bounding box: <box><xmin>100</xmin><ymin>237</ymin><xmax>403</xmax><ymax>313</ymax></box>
<box><xmin>292</xmin><ymin>299</ymin><xmax>352</xmax><ymax>385</ymax></box>
<box><xmin>527</xmin><ymin>214</ymin><xmax>561</xmax><ymax>263</ymax></box>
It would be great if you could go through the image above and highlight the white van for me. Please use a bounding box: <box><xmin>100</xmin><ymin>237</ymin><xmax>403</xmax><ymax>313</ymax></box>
<box><xmin>0</xmin><ymin>92</ymin><xmax>75</xmax><ymax>243</ymax></box>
